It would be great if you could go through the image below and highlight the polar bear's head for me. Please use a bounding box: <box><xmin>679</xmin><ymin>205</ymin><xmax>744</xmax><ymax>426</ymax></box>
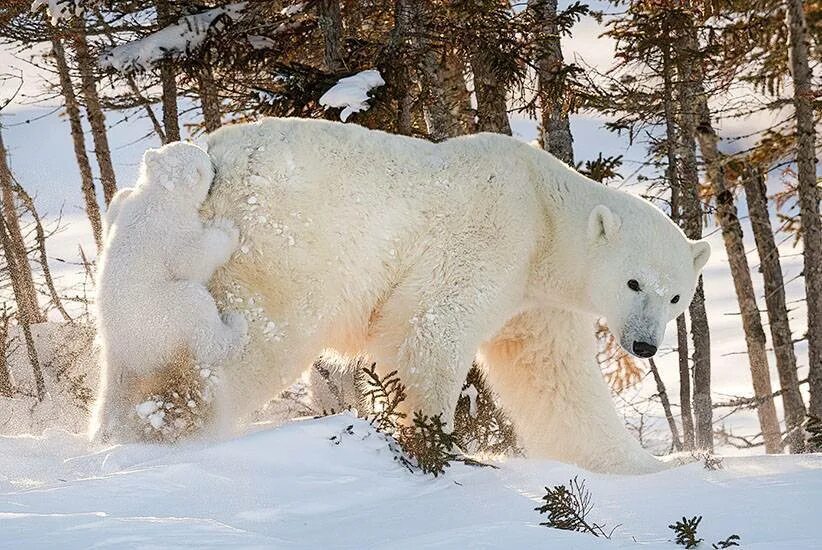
<box><xmin>585</xmin><ymin>204</ymin><xmax>710</xmax><ymax>358</ymax></box>
<box><xmin>139</xmin><ymin>142</ymin><xmax>214</xmax><ymax>205</ymax></box>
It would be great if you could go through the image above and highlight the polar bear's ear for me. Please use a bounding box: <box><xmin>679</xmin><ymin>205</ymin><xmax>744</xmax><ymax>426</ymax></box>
<box><xmin>588</xmin><ymin>205</ymin><xmax>621</xmax><ymax>244</ymax></box>
<box><xmin>691</xmin><ymin>239</ymin><xmax>711</xmax><ymax>271</ymax></box>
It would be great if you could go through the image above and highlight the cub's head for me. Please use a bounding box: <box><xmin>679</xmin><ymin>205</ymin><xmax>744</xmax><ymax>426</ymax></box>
<box><xmin>139</xmin><ymin>142</ymin><xmax>214</xmax><ymax>205</ymax></box>
<box><xmin>585</xmin><ymin>204</ymin><xmax>710</xmax><ymax>358</ymax></box>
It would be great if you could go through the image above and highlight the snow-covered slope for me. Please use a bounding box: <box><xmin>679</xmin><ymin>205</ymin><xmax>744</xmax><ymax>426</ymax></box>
<box><xmin>1</xmin><ymin>413</ymin><xmax>819</xmax><ymax>549</ymax></box>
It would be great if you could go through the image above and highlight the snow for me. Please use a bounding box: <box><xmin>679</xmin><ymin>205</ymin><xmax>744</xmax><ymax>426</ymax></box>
<box><xmin>319</xmin><ymin>70</ymin><xmax>386</xmax><ymax>122</ymax></box>
<box><xmin>461</xmin><ymin>384</ymin><xmax>479</xmax><ymax>418</ymax></box>
<box><xmin>281</xmin><ymin>3</ymin><xmax>306</xmax><ymax>17</ymax></box>
<box><xmin>0</xmin><ymin>413</ymin><xmax>818</xmax><ymax>548</ymax></box>
<box><xmin>99</xmin><ymin>4</ymin><xmax>246</xmax><ymax>73</ymax></box>
<box><xmin>30</xmin><ymin>0</ymin><xmax>83</xmax><ymax>24</ymax></box>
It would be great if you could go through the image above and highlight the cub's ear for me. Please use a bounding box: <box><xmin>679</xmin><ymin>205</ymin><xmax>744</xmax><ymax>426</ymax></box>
<box><xmin>691</xmin><ymin>239</ymin><xmax>711</xmax><ymax>271</ymax></box>
<box><xmin>587</xmin><ymin>205</ymin><xmax>622</xmax><ymax>244</ymax></box>
<box><xmin>141</xmin><ymin>148</ymin><xmax>174</xmax><ymax>191</ymax></box>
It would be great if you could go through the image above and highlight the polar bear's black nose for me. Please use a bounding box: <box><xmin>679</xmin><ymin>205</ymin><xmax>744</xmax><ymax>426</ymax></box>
<box><xmin>632</xmin><ymin>341</ymin><xmax>657</xmax><ymax>358</ymax></box>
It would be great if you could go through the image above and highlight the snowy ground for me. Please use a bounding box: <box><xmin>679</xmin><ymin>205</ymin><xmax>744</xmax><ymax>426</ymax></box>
<box><xmin>2</xmin><ymin>413</ymin><xmax>820</xmax><ymax>549</ymax></box>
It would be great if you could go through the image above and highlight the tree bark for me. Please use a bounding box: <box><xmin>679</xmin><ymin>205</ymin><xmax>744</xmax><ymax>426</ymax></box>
<box><xmin>416</xmin><ymin>47</ymin><xmax>473</xmax><ymax>140</ymax></box>
<box><xmin>126</xmin><ymin>75</ymin><xmax>166</xmax><ymax>142</ymax></box>
<box><xmin>470</xmin><ymin>48</ymin><xmax>511</xmax><ymax>135</ymax></box>
<box><xmin>673</xmin><ymin>28</ymin><xmax>713</xmax><ymax>451</ymax></box>
<box><xmin>0</xmin><ymin>308</ymin><xmax>11</xmax><ymax>397</ymax></box>
<box><xmin>0</xmin><ymin>128</ymin><xmax>42</xmax><ymax>325</ymax></box>
<box><xmin>694</xmin><ymin>95</ymin><xmax>782</xmax><ymax>453</ymax></box>
<box><xmin>649</xmin><ymin>358</ymin><xmax>683</xmax><ymax>451</ymax></box>
<box><xmin>529</xmin><ymin>0</ymin><xmax>574</xmax><ymax>165</ymax></box>
<box><xmin>155</xmin><ymin>0</ymin><xmax>181</xmax><ymax>143</ymax></box>
<box><xmin>318</xmin><ymin>0</ymin><xmax>344</xmax><ymax>73</ymax></box>
<box><xmin>0</xmin><ymin>203</ymin><xmax>43</xmax><ymax>401</ymax></box>
<box><xmin>197</xmin><ymin>66</ymin><xmax>222</xmax><ymax>133</ymax></box>
<box><xmin>12</xmin><ymin>182</ymin><xmax>72</xmax><ymax>323</ymax></box>
<box><xmin>743</xmin><ymin>164</ymin><xmax>806</xmax><ymax>451</ymax></box>
<box><xmin>51</xmin><ymin>35</ymin><xmax>103</xmax><ymax>251</ymax></box>
<box><xmin>661</xmin><ymin>30</ymin><xmax>694</xmax><ymax>451</ymax></box>
<box><xmin>72</xmin><ymin>25</ymin><xmax>117</xmax><ymax>205</ymax></box>
<box><xmin>677</xmin><ymin>314</ymin><xmax>695</xmax><ymax>449</ymax></box>
<box><xmin>406</xmin><ymin>0</ymin><xmax>472</xmax><ymax>141</ymax></box>
<box><xmin>391</xmin><ymin>0</ymin><xmax>414</xmax><ymax>135</ymax></box>
<box><xmin>785</xmin><ymin>0</ymin><xmax>822</xmax><ymax>420</ymax></box>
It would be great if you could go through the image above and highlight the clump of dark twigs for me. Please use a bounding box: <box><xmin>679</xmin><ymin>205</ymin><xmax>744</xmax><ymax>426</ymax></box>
<box><xmin>535</xmin><ymin>476</ymin><xmax>615</xmax><ymax>538</ymax></box>
<box><xmin>356</xmin><ymin>364</ymin><xmax>455</xmax><ymax>476</ymax></box>
<box><xmin>669</xmin><ymin>515</ymin><xmax>741</xmax><ymax>548</ymax></box>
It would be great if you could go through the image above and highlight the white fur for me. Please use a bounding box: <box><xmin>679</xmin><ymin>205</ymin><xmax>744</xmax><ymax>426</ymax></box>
<box><xmin>198</xmin><ymin>118</ymin><xmax>708</xmax><ymax>473</ymax></box>
<box><xmin>91</xmin><ymin>142</ymin><xmax>247</xmax><ymax>441</ymax></box>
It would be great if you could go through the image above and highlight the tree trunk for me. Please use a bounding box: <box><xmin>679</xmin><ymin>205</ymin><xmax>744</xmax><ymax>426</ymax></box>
<box><xmin>318</xmin><ymin>0</ymin><xmax>344</xmax><ymax>73</ymax></box>
<box><xmin>12</xmin><ymin>182</ymin><xmax>72</xmax><ymax>323</ymax></box>
<box><xmin>72</xmin><ymin>25</ymin><xmax>117</xmax><ymax>205</ymax></box>
<box><xmin>51</xmin><ymin>36</ymin><xmax>103</xmax><ymax>251</ymax></box>
<box><xmin>694</xmin><ymin>95</ymin><xmax>782</xmax><ymax>453</ymax></box>
<box><xmin>126</xmin><ymin>75</ymin><xmax>166</xmax><ymax>142</ymax></box>
<box><xmin>0</xmin><ymin>308</ymin><xmax>10</xmax><ymax>397</ymax></box>
<box><xmin>197</xmin><ymin>66</ymin><xmax>222</xmax><ymax>133</ymax></box>
<box><xmin>677</xmin><ymin>315</ymin><xmax>695</xmax><ymax>449</ymax></box>
<box><xmin>0</xmin><ymin>128</ymin><xmax>43</xmax><ymax>325</ymax></box>
<box><xmin>661</xmin><ymin>31</ymin><xmax>694</xmax><ymax>451</ymax></box>
<box><xmin>786</xmin><ymin>0</ymin><xmax>822</xmax><ymax>420</ymax></box>
<box><xmin>391</xmin><ymin>0</ymin><xmax>414</xmax><ymax>135</ymax></box>
<box><xmin>529</xmin><ymin>0</ymin><xmax>574</xmax><ymax>165</ymax></box>
<box><xmin>649</xmin><ymin>358</ymin><xmax>683</xmax><ymax>451</ymax></box>
<box><xmin>470</xmin><ymin>48</ymin><xmax>511</xmax><ymax>135</ymax></box>
<box><xmin>416</xmin><ymin>47</ymin><xmax>473</xmax><ymax>141</ymax></box>
<box><xmin>711</xmin><ymin>178</ymin><xmax>782</xmax><ymax>453</ymax></box>
<box><xmin>0</xmin><ymin>206</ymin><xmax>43</xmax><ymax>401</ymax></box>
<box><xmin>156</xmin><ymin>0</ymin><xmax>181</xmax><ymax>143</ymax></box>
<box><xmin>673</xmin><ymin>29</ymin><xmax>713</xmax><ymax>451</ymax></box>
<box><xmin>743</xmin><ymin>164</ymin><xmax>806</xmax><ymax>451</ymax></box>
<box><xmin>407</xmin><ymin>0</ymin><xmax>472</xmax><ymax>141</ymax></box>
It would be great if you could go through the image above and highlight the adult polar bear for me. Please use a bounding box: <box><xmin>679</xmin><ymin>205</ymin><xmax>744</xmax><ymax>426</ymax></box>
<box><xmin>203</xmin><ymin>118</ymin><xmax>710</xmax><ymax>474</ymax></box>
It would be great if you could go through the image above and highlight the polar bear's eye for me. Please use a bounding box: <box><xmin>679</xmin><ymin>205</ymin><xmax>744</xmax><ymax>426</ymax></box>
<box><xmin>627</xmin><ymin>279</ymin><xmax>640</xmax><ymax>292</ymax></box>
<box><xmin>671</xmin><ymin>295</ymin><xmax>680</xmax><ymax>304</ymax></box>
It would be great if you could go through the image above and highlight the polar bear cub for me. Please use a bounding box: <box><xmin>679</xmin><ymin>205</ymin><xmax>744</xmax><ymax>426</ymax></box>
<box><xmin>91</xmin><ymin>142</ymin><xmax>247</xmax><ymax>441</ymax></box>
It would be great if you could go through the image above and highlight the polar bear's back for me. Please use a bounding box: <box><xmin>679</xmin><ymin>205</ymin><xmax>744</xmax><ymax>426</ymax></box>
<box><xmin>204</xmin><ymin>119</ymin><xmax>537</xmax><ymax>273</ymax></box>
<box><xmin>202</xmin><ymin>118</ymin><xmax>541</xmax><ymax>354</ymax></box>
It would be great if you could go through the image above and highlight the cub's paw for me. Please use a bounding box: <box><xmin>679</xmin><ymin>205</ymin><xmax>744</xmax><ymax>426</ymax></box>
<box><xmin>223</xmin><ymin>311</ymin><xmax>249</xmax><ymax>340</ymax></box>
<box><xmin>135</xmin><ymin>388</ymin><xmax>211</xmax><ymax>443</ymax></box>
<box><xmin>208</xmin><ymin>217</ymin><xmax>241</xmax><ymax>250</ymax></box>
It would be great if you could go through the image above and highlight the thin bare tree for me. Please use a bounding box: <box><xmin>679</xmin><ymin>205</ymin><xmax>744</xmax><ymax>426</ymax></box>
<box><xmin>785</xmin><ymin>0</ymin><xmax>822</xmax><ymax>420</ymax></box>
<box><xmin>0</xmin><ymin>126</ymin><xmax>42</xmax><ymax>324</ymax></box>
<box><xmin>693</xmin><ymin>77</ymin><xmax>781</xmax><ymax>452</ymax></box>
<box><xmin>155</xmin><ymin>0</ymin><xmax>181</xmax><ymax>143</ymax></box>
<box><xmin>742</xmin><ymin>163</ymin><xmax>806</xmax><ymax>451</ymax></box>
<box><xmin>50</xmin><ymin>33</ymin><xmax>103</xmax><ymax>250</ymax></box>
<box><xmin>71</xmin><ymin>22</ymin><xmax>117</xmax><ymax>204</ymax></box>
<box><xmin>673</xmin><ymin>24</ymin><xmax>712</xmax><ymax>451</ymax></box>
<box><xmin>529</xmin><ymin>0</ymin><xmax>574</xmax><ymax>165</ymax></box>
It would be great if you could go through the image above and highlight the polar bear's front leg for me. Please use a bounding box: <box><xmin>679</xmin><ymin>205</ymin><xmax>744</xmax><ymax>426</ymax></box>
<box><xmin>173</xmin><ymin>217</ymin><xmax>240</xmax><ymax>284</ymax></box>
<box><xmin>366</xmin><ymin>241</ymin><xmax>526</xmax><ymax>430</ymax></box>
<box><xmin>480</xmin><ymin>308</ymin><xmax>665</xmax><ymax>474</ymax></box>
